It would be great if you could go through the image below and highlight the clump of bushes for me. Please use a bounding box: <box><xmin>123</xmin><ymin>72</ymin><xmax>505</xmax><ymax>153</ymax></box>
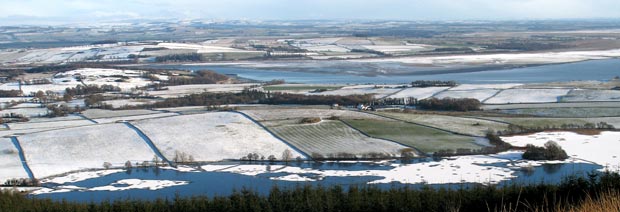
<box><xmin>416</xmin><ymin>98</ymin><xmax>481</xmax><ymax>112</ymax></box>
<box><xmin>522</xmin><ymin>141</ymin><xmax>569</xmax><ymax>161</ymax></box>
<box><xmin>300</xmin><ymin>117</ymin><xmax>321</xmax><ymax>124</ymax></box>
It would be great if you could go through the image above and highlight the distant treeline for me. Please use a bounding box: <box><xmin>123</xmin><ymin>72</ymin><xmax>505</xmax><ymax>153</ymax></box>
<box><xmin>167</xmin><ymin>70</ymin><xmax>229</xmax><ymax>85</ymax></box>
<box><xmin>0</xmin><ymin>90</ymin><xmax>22</xmax><ymax>97</ymax></box>
<box><xmin>496</xmin><ymin>122</ymin><xmax>615</xmax><ymax>136</ymax></box>
<box><xmin>1</xmin><ymin>172</ymin><xmax>620</xmax><ymax>212</ymax></box>
<box><xmin>417</xmin><ymin>98</ymin><xmax>481</xmax><ymax>112</ymax></box>
<box><xmin>411</xmin><ymin>80</ymin><xmax>457</xmax><ymax>87</ymax></box>
<box><xmin>485</xmin><ymin>41</ymin><xmax>568</xmax><ymax>51</ymax></box>
<box><xmin>155</xmin><ymin>53</ymin><xmax>204</xmax><ymax>62</ymax></box>
<box><xmin>145</xmin><ymin>90</ymin><xmax>373</xmax><ymax>109</ymax></box>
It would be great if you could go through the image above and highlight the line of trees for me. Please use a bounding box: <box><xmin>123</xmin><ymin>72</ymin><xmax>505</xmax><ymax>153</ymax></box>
<box><xmin>167</xmin><ymin>70</ymin><xmax>229</xmax><ymax>85</ymax></box>
<box><xmin>147</xmin><ymin>90</ymin><xmax>374</xmax><ymax>109</ymax></box>
<box><xmin>411</xmin><ymin>80</ymin><xmax>457</xmax><ymax>87</ymax></box>
<box><xmin>1</xmin><ymin>172</ymin><xmax>620</xmax><ymax>211</ymax></box>
<box><xmin>416</xmin><ymin>98</ymin><xmax>482</xmax><ymax>112</ymax></box>
<box><xmin>496</xmin><ymin>122</ymin><xmax>615</xmax><ymax>136</ymax></box>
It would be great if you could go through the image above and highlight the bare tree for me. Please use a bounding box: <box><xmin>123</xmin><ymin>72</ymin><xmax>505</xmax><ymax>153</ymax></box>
<box><xmin>103</xmin><ymin>162</ymin><xmax>112</xmax><ymax>169</ymax></box>
<box><xmin>281</xmin><ymin>149</ymin><xmax>293</xmax><ymax>162</ymax></box>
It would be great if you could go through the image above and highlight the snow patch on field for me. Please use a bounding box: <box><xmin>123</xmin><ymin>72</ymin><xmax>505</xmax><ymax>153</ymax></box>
<box><xmin>502</xmin><ymin>131</ymin><xmax>620</xmax><ymax>172</ymax></box>
<box><xmin>133</xmin><ymin>112</ymin><xmax>305</xmax><ymax>161</ymax></box>
<box><xmin>388</xmin><ymin>87</ymin><xmax>450</xmax><ymax>99</ymax></box>
<box><xmin>0</xmin><ymin>138</ymin><xmax>29</xmax><ymax>182</ymax></box>
<box><xmin>484</xmin><ymin>89</ymin><xmax>571</xmax><ymax>104</ymax></box>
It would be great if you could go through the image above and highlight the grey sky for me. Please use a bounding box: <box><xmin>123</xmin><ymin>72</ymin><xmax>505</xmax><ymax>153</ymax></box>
<box><xmin>1</xmin><ymin>0</ymin><xmax>620</xmax><ymax>25</ymax></box>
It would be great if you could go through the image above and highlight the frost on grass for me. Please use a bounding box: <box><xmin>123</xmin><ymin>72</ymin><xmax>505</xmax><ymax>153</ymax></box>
<box><xmin>133</xmin><ymin>112</ymin><xmax>305</xmax><ymax>162</ymax></box>
<box><xmin>7</xmin><ymin>119</ymin><xmax>95</xmax><ymax>130</ymax></box>
<box><xmin>484</xmin><ymin>89</ymin><xmax>571</xmax><ymax>104</ymax></box>
<box><xmin>311</xmin><ymin>87</ymin><xmax>402</xmax><ymax>99</ymax></box>
<box><xmin>433</xmin><ymin>89</ymin><xmax>500</xmax><ymax>101</ymax></box>
<box><xmin>148</xmin><ymin>84</ymin><xmax>258</xmax><ymax>98</ymax></box>
<box><xmin>241</xmin><ymin>109</ymin><xmax>387</xmax><ymax>121</ymax></box>
<box><xmin>387</xmin><ymin>87</ymin><xmax>450</xmax><ymax>99</ymax></box>
<box><xmin>377</xmin><ymin>112</ymin><xmax>509</xmax><ymax>137</ymax></box>
<box><xmin>82</xmin><ymin>109</ymin><xmax>161</xmax><ymax>119</ymax></box>
<box><xmin>561</xmin><ymin>89</ymin><xmax>620</xmax><ymax>102</ymax></box>
<box><xmin>0</xmin><ymin>138</ymin><xmax>29</xmax><ymax>182</ymax></box>
<box><xmin>93</xmin><ymin>113</ymin><xmax>178</xmax><ymax>124</ymax></box>
<box><xmin>270</xmin><ymin>120</ymin><xmax>408</xmax><ymax>157</ymax></box>
<box><xmin>502</xmin><ymin>131</ymin><xmax>620</xmax><ymax>172</ymax></box>
<box><xmin>18</xmin><ymin>123</ymin><xmax>159</xmax><ymax>178</ymax></box>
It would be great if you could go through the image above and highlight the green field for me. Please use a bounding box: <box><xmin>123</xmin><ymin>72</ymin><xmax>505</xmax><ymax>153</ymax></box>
<box><xmin>343</xmin><ymin>119</ymin><xmax>484</xmax><ymax>154</ymax></box>
<box><xmin>269</xmin><ymin>120</ymin><xmax>408</xmax><ymax>157</ymax></box>
<box><xmin>480</xmin><ymin>117</ymin><xmax>593</xmax><ymax>128</ymax></box>
<box><xmin>375</xmin><ymin>112</ymin><xmax>509</xmax><ymax>137</ymax></box>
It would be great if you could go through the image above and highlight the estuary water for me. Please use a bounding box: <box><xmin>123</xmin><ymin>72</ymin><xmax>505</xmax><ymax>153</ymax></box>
<box><xmin>148</xmin><ymin>59</ymin><xmax>620</xmax><ymax>84</ymax></box>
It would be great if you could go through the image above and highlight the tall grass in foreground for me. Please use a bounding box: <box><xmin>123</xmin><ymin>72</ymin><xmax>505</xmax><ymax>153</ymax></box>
<box><xmin>492</xmin><ymin>190</ymin><xmax>620</xmax><ymax>212</ymax></box>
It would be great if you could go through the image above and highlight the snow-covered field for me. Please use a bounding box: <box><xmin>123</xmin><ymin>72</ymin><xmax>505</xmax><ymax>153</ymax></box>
<box><xmin>362</xmin><ymin>45</ymin><xmax>430</xmax><ymax>53</ymax></box>
<box><xmin>561</xmin><ymin>89</ymin><xmax>620</xmax><ymax>102</ymax></box>
<box><xmin>82</xmin><ymin>109</ymin><xmax>161</xmax><ymax>119</ymax></box>
<box><xmin>157</xmin><ymin>43</ymin><xmax>264</xmax><ymax>54</ymax></box>
<box><xmin>0</xmin><ymin>138</ymin><xmax>29</xmax><ymax>182</ymax></box>
<box><xmin>433</xmin><ymin>89</ymin><xmax>500</xmax><ymax>101</ymax></box>
<box><xmin>0</xmin><ymin>107</ymin><xmax>49</xmax><ymax>117</ymax></box>
<box><xmin>133</xmin><ymin>112</ymin><xmax>305</xmax><ymax>161</ymax></box>
<box><xmin>484</xmin><ymin>89</ymin><xmax>571</xmax><ymax>104</ymax></box>
<box><xmin>357</xmin><ymin>49</ymin><xmax>620</xmax><ymax>66</ymax></box>
<box><xmin>450</xmin><ymin>84</ymin><xmax>522</xmax><ymax>90</ymax></box>
<box><xmin>311</xmin><ymin>86</ymin><xmax>403</xmax><ymax>99</ymax></box>
<box><xmin>93</xmin><ymin>113</ymin><xmax>179</xmax><ymax>124</ymax></box>
<box><xmin>18</xmin><ymin>123</ymin><xmax>158</xmax><ymax>178</ymax></box>
<box><xmin>101</xmin><ymin>99</ymin><xmax>160</xmax><ymax>108</ymax></box>
<box><xmin>6</xmin><ymin>119</ymin><xmax>95</xmax><ymax>130</ymax></box>
<box><xmin>300</xmin><ymin>45</ymin><xmax>350</xmax><ymax>52</ymax></box>
<box><xmin>148</xmin><ymin>83</ymin><xmax>258</xmax><ymax>98</ymax></box>
<box><xmin>502</xmin><ymin>131</ymin><xmax>620</xmax><ymax>172</ymax></box>
<box><xmin>241</xmin><ymin>109</ymin><xmax>388</xmax><ymax>121</ymax></box>
<box><xmin>387</xmin><ymin>87</ymin><xmax>450</xmax><ymax>99</ymax></box>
